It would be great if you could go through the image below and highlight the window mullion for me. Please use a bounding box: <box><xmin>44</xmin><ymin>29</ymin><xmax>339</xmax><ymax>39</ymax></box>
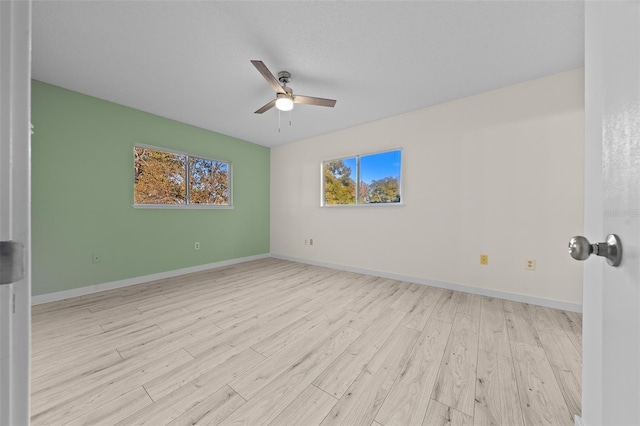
<box><xmin>320</xmin><ymin>149</ymin><xmax>402</xmax><ymax>207</ymax></box>
<box><xmin>356</xmin><ymin>156</ymin><xmax>361</xmax><ymax>205</ymax></box>
<box><xmin>134</xmin><ymin>144</ymin><xmax>232</xmax><ymax>207</ymax></box>
<box><xmin>185</xmin><ymin>156</ymin><xmax>190</xmax><ymax>205</ymax></box>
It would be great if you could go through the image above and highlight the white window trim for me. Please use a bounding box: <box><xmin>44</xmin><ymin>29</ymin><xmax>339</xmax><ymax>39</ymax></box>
<box><xmin>133</xmin><ymin>204</ymin><xmax>235</xmax><ymax>210</ymax></box>
<box><xmin>321</xmin><ymin>148</ymin><xmax>403</xmax><ymax>207</ymax></box>
<box><xmin>133</xmin><ymin>143</ymin><xmax>233</xmax><ymax>209</ymax></box>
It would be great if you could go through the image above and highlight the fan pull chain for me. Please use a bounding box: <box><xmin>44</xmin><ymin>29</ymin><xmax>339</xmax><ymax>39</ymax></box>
<box><xmin>276</xmin><ymin>109</ymin><xmax>292</xmax><ymax>133</ymax></box>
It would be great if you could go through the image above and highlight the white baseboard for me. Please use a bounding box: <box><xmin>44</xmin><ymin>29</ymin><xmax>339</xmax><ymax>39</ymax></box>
<box><xmin>33</xmin><ymin>252</ymin><xmax>582</xmax><ymax>313</ymax></box>
<box><xmin>31</xmin><ymin>253</ymin><xmax>270</xmax><ymax>305</ymax></box>
<box><xmin>575</xmin><ymin>415</ymin><xmax>585</xmax><ymax>426</ymax></box>
<box><xmin>271</xmin><ymin>254</ymin><xmax>583</xmax><ymax>313</ymax></box>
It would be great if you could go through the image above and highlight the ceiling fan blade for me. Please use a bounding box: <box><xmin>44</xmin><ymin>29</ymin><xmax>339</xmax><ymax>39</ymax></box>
<box><xmin>255</xmin><ymin>99</ymin><xmax>276</xmax><ymax>114</ymax></box>
<box><xmin>293</xmin><ymin>95</ymin><xmax>337</xmax><ymax>108</ymax></box>
<box><xmin>251</xmin><ymin>60</ymin><xmax>285</xmax><ymax>94</ymax></box>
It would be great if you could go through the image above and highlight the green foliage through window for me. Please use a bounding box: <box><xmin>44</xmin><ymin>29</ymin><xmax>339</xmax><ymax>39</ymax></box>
<box><xmin>324</xmin><ymin>157</ymin><xmax>357</xmax><ymax>205</ymax></box>
<box><xmin>134</xmin><ymin>145</ymin><xmax>231</xmax><ymax>206</ymax></box>
<box><xmin>323</xmin><ymin>149</ymin><xmax>401</xmax><ymax>206</ymax></box>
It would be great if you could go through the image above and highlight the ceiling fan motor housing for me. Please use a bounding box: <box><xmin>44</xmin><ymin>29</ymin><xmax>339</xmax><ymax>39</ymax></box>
<box><xmin>278</xmin><ymin>71</ymin><xmax>291</xmax><ymax>85</ymax></box>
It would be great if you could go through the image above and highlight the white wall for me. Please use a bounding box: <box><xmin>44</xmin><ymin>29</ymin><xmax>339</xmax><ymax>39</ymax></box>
<box><xmin>271</xmin><ymin>69</ymin><xmax>584</xmax><ymax>308</ymax></box>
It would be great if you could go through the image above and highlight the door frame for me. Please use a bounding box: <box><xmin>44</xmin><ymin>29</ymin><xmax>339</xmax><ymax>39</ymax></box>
<box><xmin>0</xmin><ymin>1</ymin><xmax>32</xmax><ymax>425</ymax></box>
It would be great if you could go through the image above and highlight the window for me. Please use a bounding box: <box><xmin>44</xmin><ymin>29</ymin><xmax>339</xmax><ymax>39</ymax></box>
<box><xmin>322</xmin><ymin>149</ymin><xmax>402</xmax><ymax>206</ymax></box>
<box><xmin>134</xmin><ymin>145</ymin><xmax>231</xmax><ymax>207</ymax></box>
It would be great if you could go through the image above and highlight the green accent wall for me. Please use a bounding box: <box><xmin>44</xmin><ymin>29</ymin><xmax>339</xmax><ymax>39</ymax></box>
<box><xmin>31</xmin><ymin>81</ymin><xmax>270</xmax><ymax>296</ymax></box>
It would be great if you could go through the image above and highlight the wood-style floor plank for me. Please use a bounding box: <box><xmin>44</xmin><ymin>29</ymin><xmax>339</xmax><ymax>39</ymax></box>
<box><xmin>143</xmin><ymin>345</ymin><xmax>263</xmax><ymax>402</ymax></box>
<box><xmin>64</xmin><ymin>387</ymin><xmax>153</xmax><ymax>426</ymax></box>
<box><xmin>474</xmin><ymin>349</ymin><xmax>524</xmax><ymax>426</ymax></box>
<box><xmin>550</xmin><ymin>309</ymin><xmax>583</xmax><ymax>356</ymax></box>
<box><xmin>456</xmin><ymin>292</ymin><xmax>482</xmax><ymax>321</ymax></box>
<box><xmin>537</xmin><ymin>330</ymin><xmax>582</xmax><ymax>419</ymax></box>
<box><xmin>120</xmin><ymin>349</ymin><xmax>263</xmax><ymax>425</ymax></box>
<box><xmin>249</xmin><ymin>308</ymin><xmax>328</xmax><ymax>357</ymax></box>
<box><xmin>347</xmin><ymin>280</ymin><xmax>409</xmax><ymax>332</ymax></box>
<box><xmin>375</xmin><ymin>319</ymin><xmax>451</xmax><ymax>426</ymax></box>
<box><xmin>503</xmin><ymin>301</ymin><xmax>543</xmax><ymax>348</ymax></box>
<box><xmin>31</xmin><ymin>350</ymin><xmax>123</xmax><ymax>394</ymax></box>
<box><xmin>30</xmin><ymin>258</ymin><xmax>582</xmax><ymax>426</ymax></box>
<box><xmin>399</xmin><ymin>286</ymin><xmax>441</xmax><ymax>331</ymax></box>
<box><xmin>164</xmin><ymin>386</ymin><xmax>246</xmax><ymax>426</ymax></box>
<box><xmin>32</xmin><ymin>323</ymin><xmax>166</xmax><ymax>369</ymax></box>
<box><xmin>510</xmin><ymin>341</ymin><xmax>574</xmax><ymax>426</ymax></box>
<box><xmin>423</xmin><ymin>399</ymin><xmax>473</xmax><ymax>426</ymax></box>
<box><xmin>31</xmin><ymin>349</ymin><xmax>194</xmax><ymax>425</ymax></box>
<box><xmin>312</xmin><ymin>308</ymin><xmax>406</xmax><ymax>398</ymax></box>
<box><xmin>478</xmin><ymin>297</ymin><xmax>511</xmax><ymax>358</ymax></box>
<box><xmin>390</xmin><ymin>283</ymin><xmax>428</xmax><ymax>312</ymax></box>
<box><xmin>219</xmin><ymin>326</ymin><xmax>361</xmax><ymax>426</ymax></box>
<box><xmin>229</xmin><ymin>308</ymin><xmax>354</xmax><ymax>400</ymax></box>
<box><xmin>432</xmin><ymin>313</ymin><xmax>479</xmax><ymax>417</ymax></box>
<box><xmin>270</xmin><ymin>385</ymin><xmax>337</xmax><ymax>426</ymax></box>
<box><xmin>183</xmin><ymin>299</ymin><xmax>309</xmax><ymax>358</ymax></box>
<box><xmin>345</xmin><ymin>276</ymin><xmax>390</xmax><ymax>313</ymax></box>
<box><xmin>527</xmin><ymin>304</ymin><xmax>566</xmax><ymax>335</ymax></box>
<box><xmin>320</xmin><ymin>325</ymin><xmax>419</xmax><ymax>426</ymax></box>
<box><xmin>431</xmin><ymin>289</ymin><xmax>462</xmax><ymax>323</ymax></box>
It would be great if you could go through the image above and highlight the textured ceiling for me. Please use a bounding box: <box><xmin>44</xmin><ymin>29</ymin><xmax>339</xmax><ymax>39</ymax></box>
<box><xmin>32</xmin><ymin>1</ymin><xmax>585</xmax><ymax>148</ymax></box>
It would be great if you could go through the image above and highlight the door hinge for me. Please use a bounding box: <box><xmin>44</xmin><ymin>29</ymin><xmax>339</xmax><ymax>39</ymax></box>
<box><xmin>13</xmin><ymin>292</ymin><xmax>16</xmax><ymax>314</ymax></box>
<box><xmin>0</xmin><ymin>240</ymin><xmax>25</xmax><ymax>285</ymax></box>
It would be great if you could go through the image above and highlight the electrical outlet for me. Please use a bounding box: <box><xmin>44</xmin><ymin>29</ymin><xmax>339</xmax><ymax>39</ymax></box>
<box><xmin>304</xmin><ymin>239</ymin><xmax>308</xmax><ymax>246</ymax></box>
<box><xmin>525</xmin><ymin>258</ymin><xmax>536</xmax><ymax>270</ymax></box>
<box><xmin>92</xmin><ymin>253</ymin><xmax>102</xmax><ymax>264</ymax></box>
<box><xmin>194</xmin><ymin>242</ymin><xmax>200</xmax><ymax>250</ymax></box>
<box><xmin>480</xmin><ymin>254</ymin><xmax>488</xmax><ymax>265</ymax></box>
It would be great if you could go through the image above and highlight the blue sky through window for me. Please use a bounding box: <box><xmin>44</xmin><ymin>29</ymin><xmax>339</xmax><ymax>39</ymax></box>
<box><xmin>343</xmin><ymin>157</ymin><xmax>357</xmax><ymax>182</ymax></box>
<box><xmin>335</xmin><ymin>151</ymin><xmax>401</xmax><ymax>184</ymax></box>
<box><xmin>360</xmin><ymin>150</ymin><xmax>401</xmax><ymax>184</ymax></box>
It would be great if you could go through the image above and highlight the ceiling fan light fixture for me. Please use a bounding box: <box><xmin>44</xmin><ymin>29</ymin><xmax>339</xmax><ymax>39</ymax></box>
<box><xmin>251</xmin><ymin>61</ymin><xmax>336</xmax><ymax>115</ymax></box>
<box><xmin>275</xmin><ymin>94</ymin><xmax>294</xmax><ymax>111</ymax></box>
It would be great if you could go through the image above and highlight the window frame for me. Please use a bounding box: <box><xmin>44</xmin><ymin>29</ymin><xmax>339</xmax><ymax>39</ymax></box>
<box><xmin>133</xmin><ymin>143</ymin><xmax>233</xmax><ymax>209</ymax></box>
<box><xmin>321</xmin><ymin>148</ymin><xmax>403</xmax><ymax>208</ymax></box>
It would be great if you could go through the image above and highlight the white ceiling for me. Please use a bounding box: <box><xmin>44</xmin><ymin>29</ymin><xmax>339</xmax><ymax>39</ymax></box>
<box><xmin>32</xmin><ymin>1</ymin><xmax>585</xmax><ymax>148</ymax></box>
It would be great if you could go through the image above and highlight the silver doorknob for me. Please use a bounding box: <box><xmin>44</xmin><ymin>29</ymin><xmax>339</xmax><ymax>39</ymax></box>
<box><xmin>568</xmin><ymin>234</ymin><xmax>622</xmax><ymax>267</ymax></box>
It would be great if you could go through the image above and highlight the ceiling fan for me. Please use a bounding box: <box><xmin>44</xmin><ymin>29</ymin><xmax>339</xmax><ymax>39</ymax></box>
<box><xmin>251</xmin><ymin>60</ymin><xmax>337</xmax><ymax>114</ymax></box>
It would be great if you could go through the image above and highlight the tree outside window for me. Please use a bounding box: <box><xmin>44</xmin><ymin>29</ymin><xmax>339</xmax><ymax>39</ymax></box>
<box><xmin>323</xmin><ymin>149</ymin><xmax>401</xmax><ymax>206</ymax></box>
<box><xmin>134</xmin><ymin>145</ymin><xmax>231</xmax><ymax>206</ymax></box>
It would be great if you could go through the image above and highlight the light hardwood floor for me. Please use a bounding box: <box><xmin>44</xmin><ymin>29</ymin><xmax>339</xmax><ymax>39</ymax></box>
<box><xmin>31</xmin><ymin>258</ymin><xmax>582</xmax><ymax>426</ymax></box>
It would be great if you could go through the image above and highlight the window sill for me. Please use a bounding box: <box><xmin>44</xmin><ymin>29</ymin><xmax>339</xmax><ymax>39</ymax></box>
<box><xmin>133</xmin><ymin>204</ymin><xmax>234</xmax><ymax>210</ymax></box>
<box><xmin>320</xmin><ymin>203</ymin><xmax>405</xmax><ymax>208</ymax></box>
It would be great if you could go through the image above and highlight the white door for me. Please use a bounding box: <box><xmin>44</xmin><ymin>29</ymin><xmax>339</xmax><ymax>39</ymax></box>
<box><xmin>0</xmin><ymin>1</ymin><xmax>32</xmax><ymax>425</ymax></box>
<box><xmin>582</xmin><ymin>1</ymin><xmax>640</xmax><ymax>425</ymax></box>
